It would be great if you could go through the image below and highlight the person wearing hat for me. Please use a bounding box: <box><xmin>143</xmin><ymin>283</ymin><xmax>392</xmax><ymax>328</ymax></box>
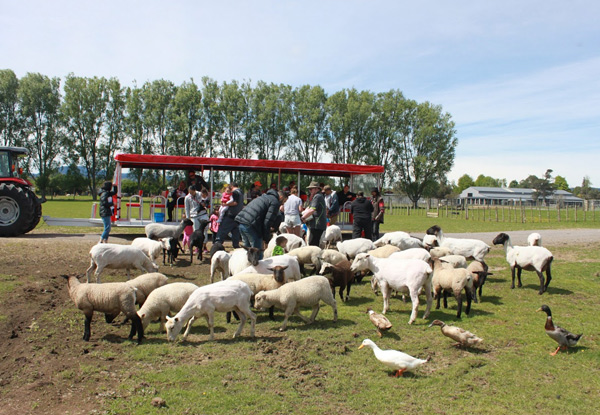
<box><xmin>351</xmin><ymin>191</ymin><xmax>373</xmax><ymax>240</ymax></box>
<box><xmin>247</xmin><ymin>180</ymin><xmax>262</xmax><ymax>203</ymax></box>
<box><xmin>187</xmin><ymin>170</ymin><xmax>208</xmax><ymax>191</ymax></box>
<box><xmin>301</xmin><ymin>181</ymin><xmax>327</xmax><ymax>246</ymax></box>
<box><xmin>323</xmin><ymin>185</ymin><xmax>340</xmax><ymax>225</ymax></box>
<box><xmin>371</xmin><ymin>187</ymin><xmax>385</xmax><ymax>241</ymax></box>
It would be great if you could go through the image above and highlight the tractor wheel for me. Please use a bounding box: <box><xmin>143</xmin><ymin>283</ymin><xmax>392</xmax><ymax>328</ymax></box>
<box><xmin>23</xmin><ymin>189</ymin><xmax>42</xmax><ymax>233</ymax></box>
<box><xmin>0</xmin><ymin>183</ymin><xmax>36</xmax><ymax>237</ymax></box>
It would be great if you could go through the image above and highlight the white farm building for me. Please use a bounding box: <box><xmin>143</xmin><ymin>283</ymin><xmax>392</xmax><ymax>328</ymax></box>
<box><xmin>458</xmin><ymin>187</ymin><xmax>584</xmax><ymax>207</ymax></box>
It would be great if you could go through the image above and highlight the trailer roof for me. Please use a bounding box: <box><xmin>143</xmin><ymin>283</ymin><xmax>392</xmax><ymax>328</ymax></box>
<box><xmin>114</xmin><ymin>153</ymin><xmax>384</xmax><ymax>177</ymax></box>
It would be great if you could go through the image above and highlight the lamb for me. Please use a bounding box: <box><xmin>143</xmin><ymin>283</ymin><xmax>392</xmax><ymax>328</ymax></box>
<box><xmin>236</xmin><ymin>254</ymin><xmax>302</xmax><ymax>282</ymax></box>
<box><xmin>336</xmin><ymin>238</ymin><xmax>375</xmax><ymax>259</ymax></box>
<box><xmin>229</xmin><ymin>266</ymin><xmax>288</xmax><ymax>320</ymax></box>
<box><xmin>264</xmin><ymin>233</ymin><xmax>306</xmax><ymax>258</ymax></box>
<box><xmin>86</xmin><ymin>243</ymin><xmax>160</xmax><ymax>283</ymax></box>
<box><xmin>389</xmin><ymin>248</ymin><xmax>431</xmax><ymax>262</ymax></box>
<box><xmin>137</xmin><ymin>282</ymin><xmax>199</xmax><ymax>330</ymax></box>
<box><xmin>131</xmin><ymin>237</ymin><xmax>174</xmax><ymax>265</ymax></box>
<box><xmin>374</xmin><ymin>232</ymin><xmax>424</xmax><ymax>250</ymax></box>
<box><xmin>466</xmin><ymin>260</ymin><xmax>493</xmax><ymax>303</ymax></box>
<box><xmin>426</xmin><ymin>225</ymin><xmax>490</xmax><ymax>271</ymax></box>
<box><xmin>350</xmin><ymin>253</ymin><xmax>433</xmax><ymax>324</ymax></box>
<box><xmin>319</xmin><ymin>260</ymin><xmax>354</xmax><ymax>302</ymax></box>
<box><xmin>228</xmin><ymin>247</ymin><xmax>262</xmax><ymax>276</ymax></box>
<box><xmin>125</xmin><ymin>272</ymin><xmax>168</xmax><ymax>306</ymax></box>
<box><xmin>189</xmin><ymin>220</ymin><xmax>210</xmax><ymax>264</ymax></box>
<box><xmin>428</xmin><ymin>246</ymin><xmax>452</xmax><ymax>258</ymax></box>
<box><xmin>367</xmin><ymin>245</ymin><xmax>401</xmax><ymax>258</ymax></box>
<box><xmin>210</xmin><ymin>250</ymin><xmax>231</xmax><ymax>283</ymax></box>
<box><xmin>145</xmin><ymin>218</ymin><xmax>193</xmax><ymax>240</ymax></box>
<box><xmin>254</xmin><ymin>275</ymin><xmax>338</xmax><ymax>331</ymax></box>
<box><xmin>528</xmin><ymin>232</ymin><xmax>543</xmax><ymax>247</ymax></box>
<box><xmin>493</xmin><ymin>232</ymin><xmax>554</xmax><ymax>295</ymax></box>
<box><xmin>432</xmin><ymin>258</ymin><xmax>473</xmax><ymax>319</ymax></box>
<box><xmin>436</xmin><ymin>254</ymin><xmax>468</xmax><ymax>269</ymax></box>
<box><xmin>62</xmin><ymin>275</ymin><xmax>143</xmax><ymax>343</ymax></box>
<box><xmin>319</xmin><ymin>249</ymin><xmax>348</xmax><ymax>266</ymax></box>
<box><xmin>319</xmin><ymin>224</ymin><xmax>342</xmax><ymax>249</ymax></box>
<box><xmin>165</xmin><ymin>279</ymin><xmax>256</xmax><ymax>342</ymax></box>
<box><xmin>288</xmin><ymin>246</ymin><xmax>323</xmax><ymax>275</ymax></box>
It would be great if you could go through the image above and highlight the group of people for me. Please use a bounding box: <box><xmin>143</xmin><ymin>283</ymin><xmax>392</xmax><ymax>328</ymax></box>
<box><xmin>98</xmin><ymin>171</ymin><xmax>385</xmax><ymax>254</ymax></box>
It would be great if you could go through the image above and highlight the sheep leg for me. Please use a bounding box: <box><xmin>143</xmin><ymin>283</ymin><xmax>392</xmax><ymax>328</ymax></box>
<box><xmin>516</xmin><ymin>267</ymin><xmax>523</xmax><ymax>288</ymax></box>
<box><xmin>338</xmin><ymin>285</ymin><xmax>345</xmax><ymax>302</ymax></box>
<box><xmin>510</xmin><ymin>266</ymin><xmax>516</xmax><ymax>289</ymax></box>
<box><xmin>86</xmin><ymin>260</ymin><xmax>97</xmax><ymax>283</ymax></box>
<box><xmin>536</xmin><ymin>271</ymin><xmax>545</xmax><ymax>295</ymax></box>
<box><xmin>232</xmin><ymin>307</ymin><xmax>247</xmax><ymax>338</ymax></box>
<box><xmin>268</xmin><ymin>306</ymin><xmax>275</xmax><ymax>320</ymax></box>
<box><xmin>94</xmin><ymin>265</ymin><xmax>105</xmax><ymax>284</ymax></box>
<box><xmin>280</xmin><ymin>305</ymin><xmax>297</xmax><ymax>331</ymax></box>
<box><xmin>322</xmin><ymin>296</ymin><xmax>338</xmax><ymax>322</ymax></box>
<box><xmin>464</xmin><ymin>287</ymin><xmax>472</xmax><ymax>315</ymax></box>
<box><xmin>455</xmin><ymin>291</ymin><xmax>462</xmax><ymax>319</ymax></box>
<box><xmin>83</xmin><ymin>313</ymin><xmax>93</xmax><ymax>341</ymax></box>
<box><xmin>442</xmin><ymin>291</ymin><xmax>449</xmax><ymax>309</ymax></box>
<box><xmin>308</xmin><ymin>304</ymin><xmax>320</xmax><ymax>323</ymax></box>
<box><xmin>236</xmin><ymin>305</ymin><xmax>256</xmax><ymax>338</ymax></box>
<box><xmin>472</xmin><ymin>285</ymin><xmax>479</xmax><ymax>303</ymax></box>
<box><xmin>182</xmin><ymin>316</ymin><xmax>196</xmax><ymax>339</ymax></box>
<box><xmin>435</xmin><ymin>289</ymin><xmax>441</xmax><ymax>310</ymax></box>
<box><xmin>381</xmin><ymin>282</ymin><xmax>391</xmax><ymax>314</ymax></box>
<box><xmin>423</xmin><ymin>277</ymin><xmax>433</xmax><ymax>319</ymax></box>
<box><xmin>345</xmin><ymin>281</ymin><xmax>351</xmax><ymax>302</ymax></box>
<box><xmin>408</xmin><ymin>289</ymin><xmax>420</xmax><ymax>325</ymax></box>
<box><xmin>129</xmin><ymin>313</ymin><xmax>144</xmax><ymax>344</ymax></box>
<box><xmin>544</xmin><ymin>263</ymin><xmax>552</xmax><ymax>291</ymax></box>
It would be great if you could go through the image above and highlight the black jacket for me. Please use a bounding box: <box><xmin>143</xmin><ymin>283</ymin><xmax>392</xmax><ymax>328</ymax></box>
<box><xmin>99</xmin><ymin>189</ymin><xmax>115</xmax><ymax>218</ymax></box>
<box><xmin>235</xmin><ymin>189</ymin><xmax>281</xmax><ymax>242</ymax></box>
<box><xmin>350</xmin><ymin>196</ymin><xmax>373</xmax><ymax>221</ymax></box>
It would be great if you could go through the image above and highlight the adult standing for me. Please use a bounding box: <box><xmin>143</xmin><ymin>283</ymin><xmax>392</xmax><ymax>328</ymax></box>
<box><xmin>337</xmin><ymin>184</ymin><xmax>356</xmax><ymax>209</ymax></box>
<box><xmin>323</xmin><ymin>185</ymin><xmax>340</xmax><ymax>225</ymax></box>
<box><xmin>184</xmin><ymin>185</ymin><xmax>209</xmax><ymax>231</ymax></box>
<box><xmin>187</xmin><ymin>170</ymin><xmax>208</xmax><ymax>191</ymax></box>
<box><xmin>167</xmin><ymin>181</ymin><xmax>187</xmax><ymax>222</ymax></box>
<box><xmin>236</xmin><ymin>189</ymin><xmax>286</xmax><ymax>259</ymax></box>
<box><xmin>247</xmin><ymin>180</ymin><xmax>262</xmax><ymax>203</ymax></box>
<box><xmin>301</xmin><ymin>181</ymin><xmax>327</xmax><ymax>246</ymax></box>
<box><xmin>283</xmin><ymin>186</ymin><xmax>304</xmax><ymax>236</ymax></box>
<box><xmin>350</xmin><ymin>191</ymin><xmax>373</xmax><ymax>240</ymax></box>
<box><xmin>371</xmin><ymin>187</ymin><xmax>385</xmax><ymax>241</ymax></box>
<box><xmin>215</xmin><ymin>182</ymin><xmax>243</xmax><ymax>248</ymax></box>
<box><xmin>98</xmin><ymin>181</ymin><xmax>117</xmax><ymax>244</ymax></box>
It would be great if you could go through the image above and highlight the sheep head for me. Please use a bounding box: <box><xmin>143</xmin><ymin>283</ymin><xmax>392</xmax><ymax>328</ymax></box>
<box><xmin>350</xmin><ymin>253</ymin><xmax>370</xmax><ymax>273</ymax></box>
<box><xmin>492</xmin><ymin>233</ymin><xmax>510</xmax><ymax>246</ymax></box>
<box><xmin>165</xmin><ymin>316</ymin><xmax>184</xmax><ymax>342</ymax></box>
<box><xmin>243</xmin><ymin>246</ymin><xmax>261</xmax><ymax>266</ymax></box>
<box><xmin>426</xmin><ymin>225</ymin><xmax>442</xmax><ymax>236</ymax></box>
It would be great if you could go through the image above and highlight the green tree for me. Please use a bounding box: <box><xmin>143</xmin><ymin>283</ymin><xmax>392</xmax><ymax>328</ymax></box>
<box><xmin>200</xmin><ymin>77</ymin><xmax>222</xmax><ymax>158</ymax></box>
<box><xmin>18</xmin><ymin>72</ymin><xmax>63</xmax><ymax>198</ymax></box>
<box><xmin>251</xmin><ymin>81</ymin><xmax>291</xmax><ymax>161</ymax></box>
<box><xmin>393</xmin><ymin>100</ymin><xmax>457</xmax><ymax>208</ymax></box>
<box><xmin>456</xmin><ymin>174</ymin><xmax>475</xmax><ymax>193</ymax></box>
<box><xmin>142</xmin><ymin>79</ymin><xmax>176</xmax><ymax>156</ymax></box>
<box><xmin>0</xmin><ymin>69</ymin><xmax>21</xmax><ymax>147</ymax></box>
<box><xmin>474</xmin><ymin>174</ymin><xmax>501</xmax><ymax>187</ymax></box>
<box><xmin>169</xmin><ymin>79</ymin><xmax>203</xmax><ymax>157</ymax></box>
<box><xmin>124</xmin><ymin>84</ymin><xmax>151</xmax><ymax>187</ymax></box>
<box><xmin>288</xmin><ymin>85</ymin><xmax>328</xmax><ymax>163</ymax></box>
<box><xmin>554</xmin><ymin>175</ymin><xmax>569</xmax><ymax>191</ymax></box>
<box><xmin>100</xmin><ymin>78</ymin><xmax>126</xmax><ymax>181</ymax></box>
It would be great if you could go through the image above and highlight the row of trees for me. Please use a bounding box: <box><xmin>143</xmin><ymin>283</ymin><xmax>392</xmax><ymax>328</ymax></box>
<box><xmin>0</xmin><ymin>69</ymin><xmax>457</xmax><ymax>205</ymax></box>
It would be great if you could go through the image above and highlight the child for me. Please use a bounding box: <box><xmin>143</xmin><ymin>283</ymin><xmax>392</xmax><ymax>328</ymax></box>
<box><xmin>181</xmin><ymin>213</ymin><xmax>194</xmax><ymax>253</ymax></box>
<box><xmin>218</xmin><ymin>184</ymin><xmax>233</xmax><ymax>223</ymax></box>
<box><xmin>209</xmin><ymin>206</ymin><xmax>220</xmax><ymax>243</ymax></box>
<box><xmin>272</xmin><ymin>235</ymin><xmax>288</xmax><ymax>256</ymax></box>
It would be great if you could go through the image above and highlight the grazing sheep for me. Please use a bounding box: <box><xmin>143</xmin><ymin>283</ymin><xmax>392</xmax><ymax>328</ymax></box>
<box><xmin>288</xmin><ymin>246</ymin><xmax>323</xmax><ymax>276</ymax></box>
<box><xmin>210</xmin><ymin>250</ymin><xmax>231</xmax><ymax>283</ymax></box>
<box><xmin>466</xmin><ymin>261</ymin><xmax>493</xmax><ymax>303</ymax></box>
<box><xmin>145</xmin><ymin>218</ymin><xmax>193</xmax><ymax>240</ymax></box>
<box><xmin>426</xmin><ymin>225</ymin><xmax>490</xmax><ymax>271</ymax></box>
<box><xmin>528</xmin><ymin>232</ymin><xmax>543</xmax><ymax>247</ymax></box>
<box><xmin>228</xmin><ymin>247</ymin><xmax>262</xmax><ymax>276</ymax></box>
<box><xmin>254</xmin><ymin>275</ymin><xmax>338</xmax><ymax>331</ymax></box>
<box><xmin>432</xmin><ymin>258</ymin><xmax>473</xmax><ymax>319</ymax></box>
<box><xmin>264</xmin><ymin>233</ymin><xmax>306</xmax><ymax>258</ymax></box>
<box><xmin>336</xmin><ymin>238</ymin><xmax>375</xmax><ymax>259</ymax></box>
<box><xmin>131</xmin><ymin>237</ymin><xmax>174</xmax><ymax>264</ymax></box>
<box><xmin>189</xmin><ymin>220</ymin><xmax>210</xmax><ymax>264</ymax></box>
<box><xmin>389</xmin><ymin>248</ymin><xmax>431</xmax><ymax>262</ymax></box>
<box><xmin>319</xmin><ymin>260</ymin><xmax>354</xmax><ymax>301</ymax></box>
<box><xmin>137</xmin><ymin>282</ymin><xmax>199</xmax><ymax>330</ymax></box>
<box><xmin>350</xmin><ymin>254</ymin><xmax>433</xmax><ymax>325</ymax></box>
<box><xmin>374</xmin><ymin>232</ymin><xmax>424</xmax><ymax>250</ymax></box>
<box><xmin>86</xmin><ymin>244</ymin><xmax>159</xmax><ymax>283</ymax></box>
<box><xmin>229</xmin><ymin>265</ymin><xmax>288</xmax><ymax>320</ymax></box>
<box><xmin>236</xmin><ymin>254</ymin><xmax>302</xmax><ymax>282</ymax></box>
<box><xmin>165</xmin><ymin>279</ymin><xmax>256</xmax><ymax>342</ymax></box>
<box><xmin>367</xmin><ymin>245</ymin><xmax>401</xmax><ymax>258</ymax></box>
<box><xmin>125</xmin><ymin>272</ymin><xmax>168</xmax><ymax>306</ymax></box>
<box><xmin>320</xmin><ymin>249</ymin><xmax>348</xmax><ymax>266</ymax></box>
<box><xmin>62</xmin><ymin>275</ymin><xmax>143</xmax><ymax>343</ymax></box>
<box><xmin>493</xmin><ymin>232</ymin><xmax>553</xmax><ymax>295</ymax></box>
<box><xmin>319</xmin><ymin>225</ymin><xmax>342</xmax><ymax>249</ymax></box>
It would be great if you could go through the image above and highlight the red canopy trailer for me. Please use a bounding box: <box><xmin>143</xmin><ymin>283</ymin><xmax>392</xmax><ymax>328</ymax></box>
<box><xmin>43</xmin><ymin>153</ymin><xmax>384</xmax><ymax>228</ymax></box>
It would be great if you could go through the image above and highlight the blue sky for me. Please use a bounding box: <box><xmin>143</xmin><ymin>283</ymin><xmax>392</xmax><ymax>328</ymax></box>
<box><xmin>2</xmin><ymin>1</ymin><xmax>599</xmax><ymax>188</ymax></box>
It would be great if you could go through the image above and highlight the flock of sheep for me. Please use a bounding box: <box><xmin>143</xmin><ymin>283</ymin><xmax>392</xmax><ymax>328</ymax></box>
<box><xmin>64</xmin><ymin>219</ymin><xmax>554</xmax><ymax>348</ymax></box>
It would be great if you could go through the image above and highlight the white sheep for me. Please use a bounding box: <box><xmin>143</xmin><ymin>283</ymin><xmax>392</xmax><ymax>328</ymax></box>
<box><xmin>422</xmin><ymin>234</ymin><xmax>438</xmax><ymax>249</ymax></box>
<box><xmin>131</xmin><ymin>237</ymin><xmax>173</xmax><ymax>264</ymax></box>
<box><xmin>125</xmin><ymin>272</ymin><xmax>168</xmax><ymax>306</ymax></box>
<box><xmin>145</xmin><ymin>218</ymin><xmax>193</xmax><ymax>240</ymax></box>
<box><xmin>367</xmin><ymin>245</ymin><xmax>401</xmax><ymax>258</ymax></box>
<box><xmin>493</xmin><ymin>232</ymin><xmax>554</xmax><ymax>295</ymax></box>
<box><xmin>527</xmin><ymin>232</ymin><xmax>543</xmax><ymax>247</ymax></box>
<box><xmin>319</xmin><ymin>225</ymin><xmax>342</xmax><ymax>249</ymax></box>
<box><xmin>336</xmin><ymin>238</ymin><xmax>375</xmax><ymax>259</ymax></box>
<box><xmin>319</xmin><ymin>249</ymin><xmax>348</xmax><ymax>266</ymax></box>
<box><xmin>165</xmin><ymin>279</ymin><xmax>256</xmax><ymax>342</ymax></box>
<box><xmin>429</xmin><ymin>246</ymin><xmax>453</xmax><ymax>258</ymax></box>
<box><xmin>374</xmin><ymin>232</ymin><xmax>424</xmax><ymax>250</ymax></box>
<box><xmin>437</xmin><ymin>254</ymin><xmax>468</xmax><ymax>269</ymax></box>
<box><xmin>254</xmin><ymin>275</ymin><xmax>338</xmax><ymax>331</ymax></box>
<box><xmin>228</xmin><ymin>247</ymin><xmax>262</xmax><ymax>276</ymax></box>
<box><xmin>466</xmin><ymin>260</ymin><xmax>493</xmax><ymax>303</ymax></box>
<box><xmin>426</xmin><ymin>225</ymin><xmax>490</xmax><ymax>270</ymax></box>
<box><xmin>137</xmin><ymin>282</ymin><xmax>199</xmax><ymax>330</ymax></box>
<box><xmin>264</xmin><ymin>233</ymin><xmax>306</xmax><ymax>258</ymax></box>
<box><xmin>288</xmin><ymin>246</ymin><xmax>323</xmax><ymax>275</ymax></box>
<box><xmin>373</xmin><ymin>231</ymin><xmax>411</xmax><ymax>247</ymax></box>
<box><xmin>389</xmin><ymin>248</ymin><xmax>431</xmax><ymax>262</ymax></box>
<box><xmin>63</xmin><ymin>275</ymin><xmax>143</xmax><ymax>343</ymax></box>
<box><xmin>86</xmin><ymin>243</ymin><xmax>160</xmax><ymax>283</ymax></box>
<box><xmin>432</xmin><ymin>258</ymin><xmax>473</xmax><ymax>319</ymax></box>
<box><xmin>350</xmin><ymin>253</ymin><xmax>433</xmax><ymax>325</ymax></box>
<box><xmin>236</xmin><ymin>254</ymin><xmax>302</xmax><ymax>282</ymax></box>
<box><xmin>210</xmin><ymin>250</ymin><xmax>231</xmax><ymax>283</ymax></box>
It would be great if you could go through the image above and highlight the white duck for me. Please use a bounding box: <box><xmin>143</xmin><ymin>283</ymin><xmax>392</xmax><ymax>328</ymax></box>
<box><xmin>358</xmin><ymin>339</ymin><xmax>429</xmax><ymax>377</ymax></box>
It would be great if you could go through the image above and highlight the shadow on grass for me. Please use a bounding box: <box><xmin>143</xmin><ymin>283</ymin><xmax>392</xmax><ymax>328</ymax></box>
<box><xmin>428</xmin><ymin>307</ymin><xmax>494</xmax><ymax>321</ymax></box>
<box><xmin>478</xmin><ymin>294</ymin><xmax>503</xmax><ymax>305</ymax></box>
<box><xmin>258</xmin><ymin>317</ymin><xmax>355</xmax><ymax>333</ymax></box>
<box><xmin>343</xmin><ymin>296</ymin><xmax>373</xmax><ymax>306</ymax></box>
<box><xmin>522</xmin><ymin>284</ymin><xmax>573</xmax><ymax>295</ymax></box>
<box><xmin>485</xmin><ymin>277</ymin><xmax>506</xmax><ymax>284</ymax></box>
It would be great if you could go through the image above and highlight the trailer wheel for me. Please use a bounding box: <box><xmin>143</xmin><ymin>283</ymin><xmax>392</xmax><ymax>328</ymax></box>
<box><xmin>0</xmin><ymin>183</ymin><xmax>36</xmax><ymax>237</ymax></box>
<box><xmin>23</xmin><ymin>189</ymin><xmax>42</xmax><ymax>233</ymax></box>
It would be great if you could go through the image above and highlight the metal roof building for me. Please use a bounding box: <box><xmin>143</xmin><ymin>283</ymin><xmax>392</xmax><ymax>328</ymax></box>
<box><xmin>458</xmin><ymin>186</ymin><xmax>584</xmax><ymax>206</ymax></box>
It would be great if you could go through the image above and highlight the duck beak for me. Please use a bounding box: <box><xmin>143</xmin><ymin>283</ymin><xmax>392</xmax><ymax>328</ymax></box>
<box><xmin>358</xmin><ymin>344</ymin><xmax>364</xmax><ymax>350</ymax></box>
<box><xmin>428</xmin><ymin>322</ymin><xmax>434</xmax><ymax>328</ymax></box>
<box><xmin>536</xmin><ymin>308</ymin><xmax>542</xmax><ymax>312</ymax></box>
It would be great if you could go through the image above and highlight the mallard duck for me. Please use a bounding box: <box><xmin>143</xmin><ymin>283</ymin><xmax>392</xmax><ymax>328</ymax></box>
<box><xmin>358</xmin><ymin>339</ymin><xmax>428</xmax><ymax>377</ymax></box>
<box><xmin>428</xmin><ymin>319</ymin><xmax>483</xmax><ymax>348</ymax></box>
<box><xmin>537</xmin><ymin>305</ymin><xmax>582</xmax><ymax>356</ymax></box>
<box><xmin>367</xmin><ymin>307</ymin><xmax>392</xmax><ymax>337</ymax></box>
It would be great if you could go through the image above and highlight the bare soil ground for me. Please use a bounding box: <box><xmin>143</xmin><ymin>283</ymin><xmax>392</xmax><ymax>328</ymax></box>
<box><xmin>1</xmin><ymin>229</ymin><xmax>599</xmax><ymax>414</ymax></box>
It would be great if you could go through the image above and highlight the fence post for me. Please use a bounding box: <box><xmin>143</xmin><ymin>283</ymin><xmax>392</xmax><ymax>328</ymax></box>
<box><xmin>557</xmin><ymin>205</ymin><xmax>561</xmax><ymax>222</ymax></box>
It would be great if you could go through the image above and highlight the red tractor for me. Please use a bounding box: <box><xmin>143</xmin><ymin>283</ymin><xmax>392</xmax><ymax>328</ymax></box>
<box><xmin>0</xmin><ymin>147</ymin><xmax>44</xmax><ymax>237</ymax></box>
